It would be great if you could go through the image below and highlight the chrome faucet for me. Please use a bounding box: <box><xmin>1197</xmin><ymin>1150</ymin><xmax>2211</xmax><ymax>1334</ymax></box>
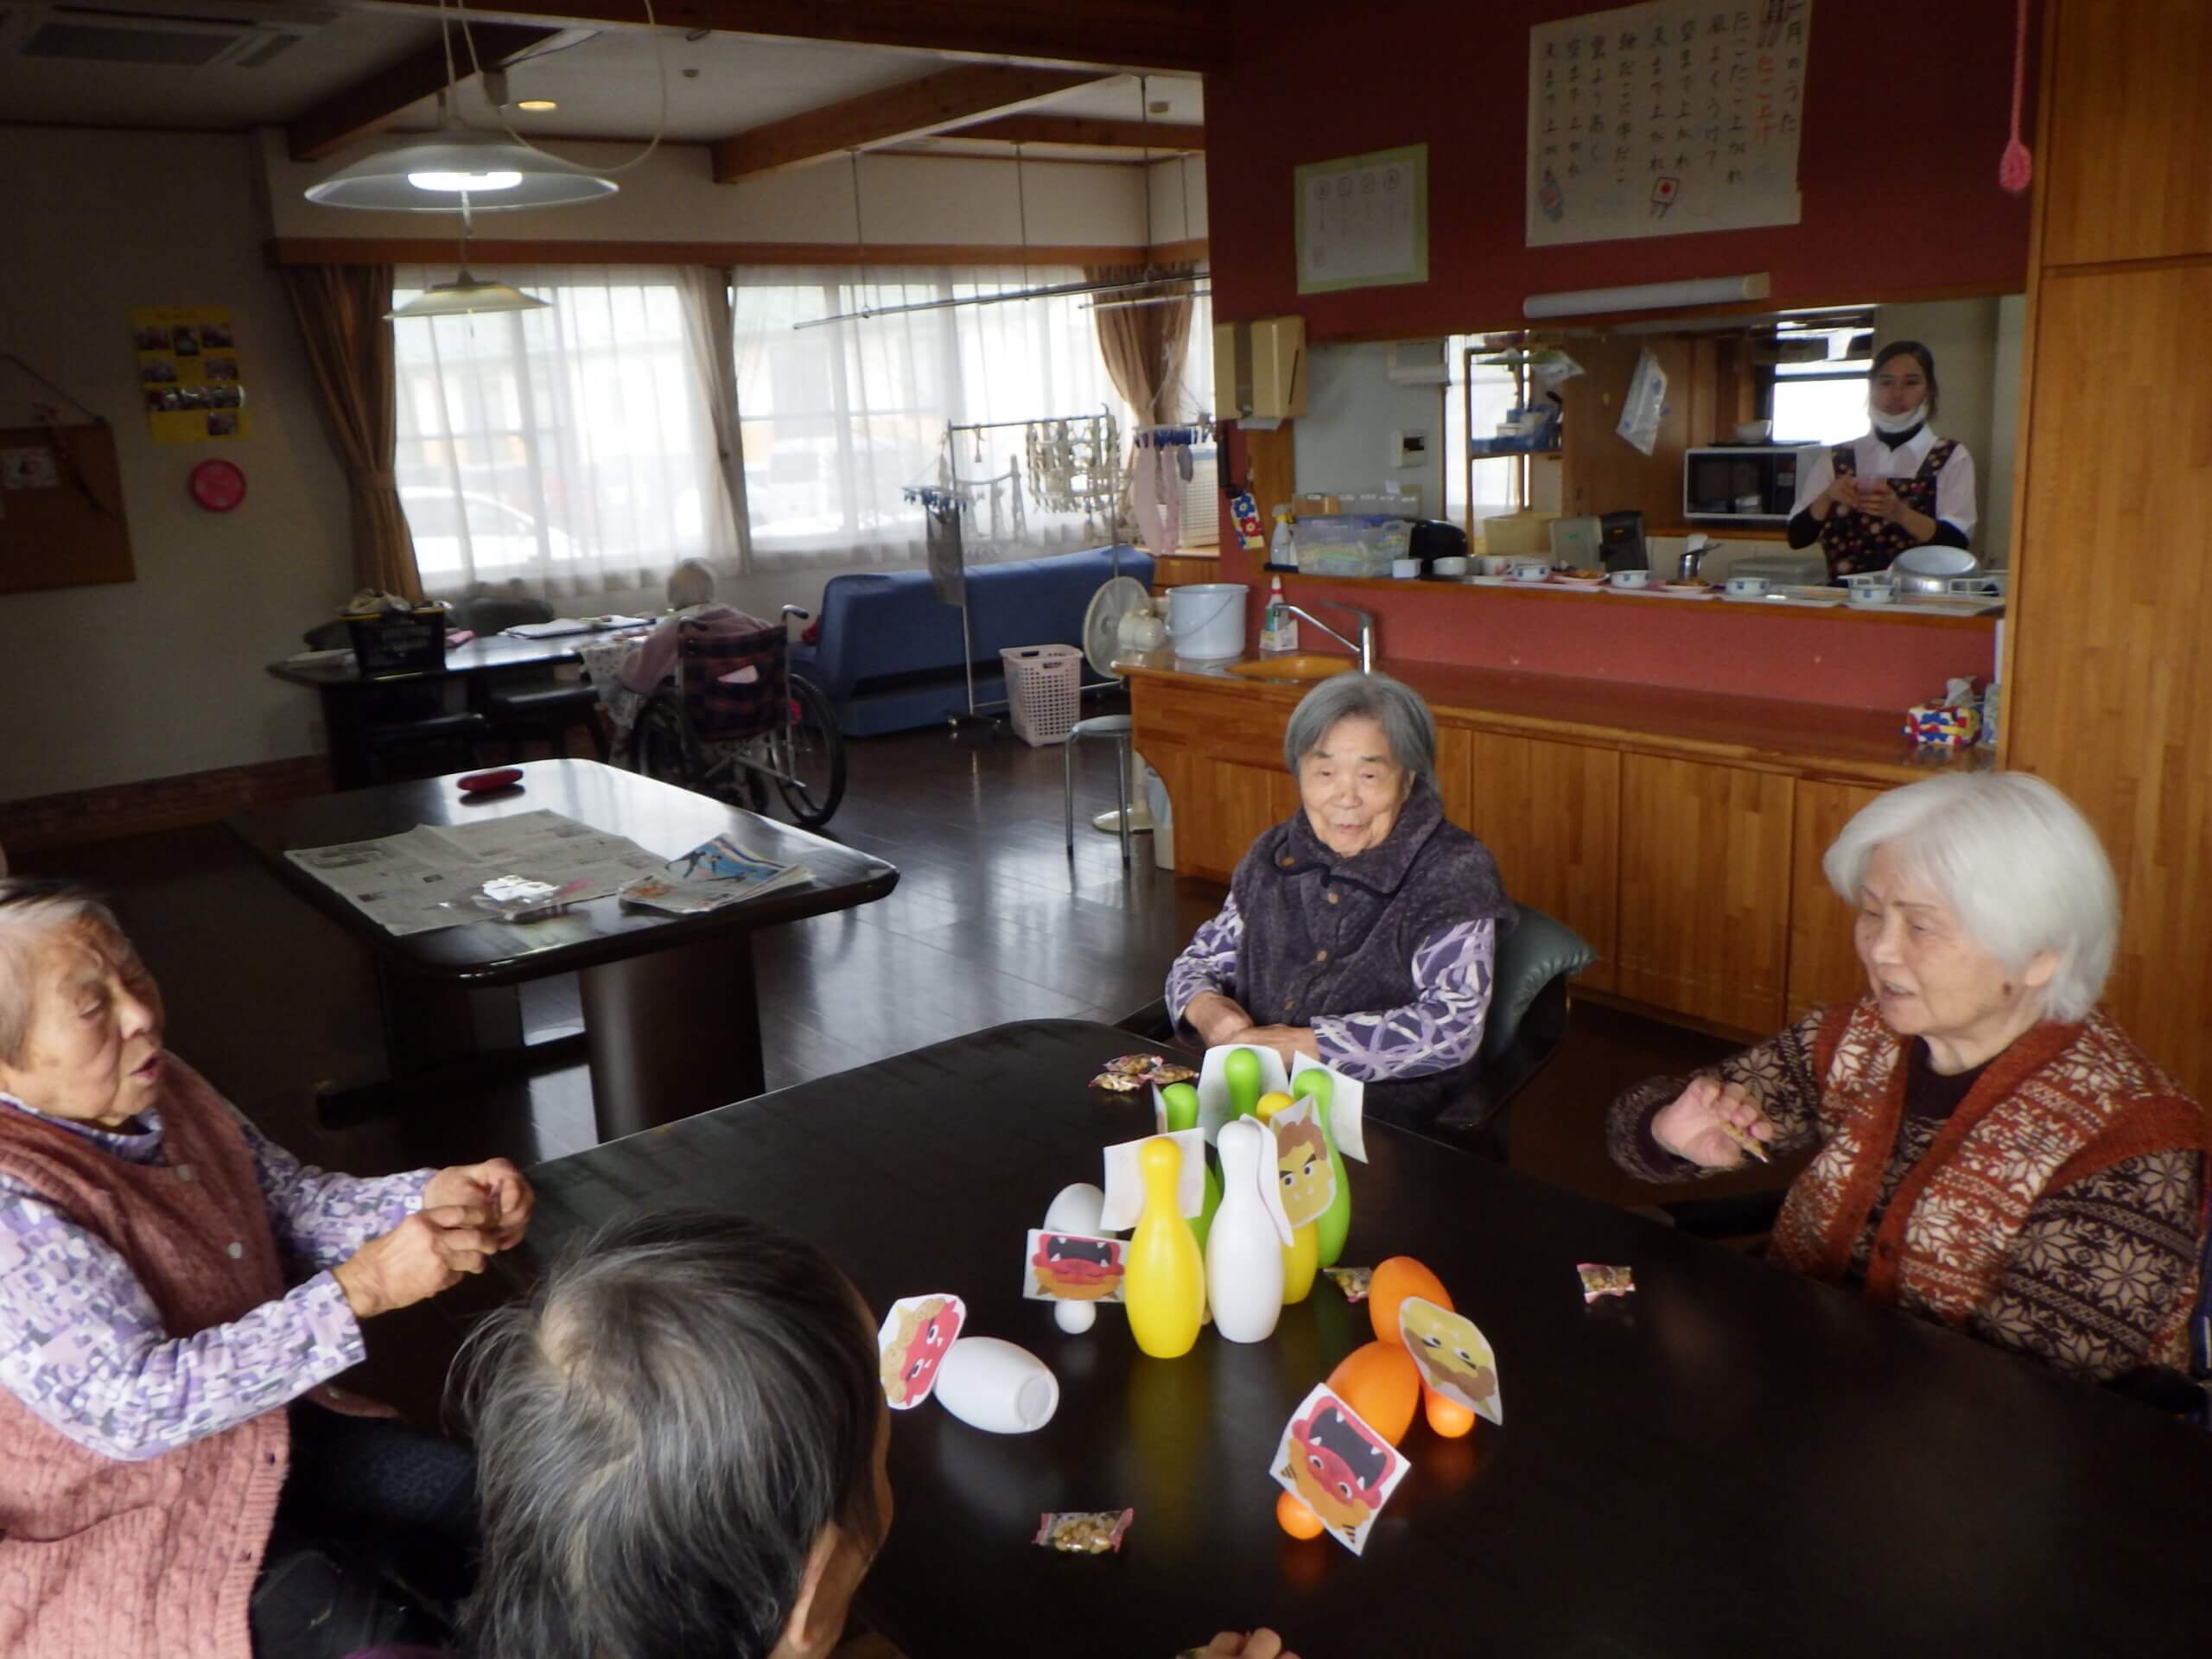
<box><xmin>1281</xmin><ymin>600</ymin><xmax>1377</xmax><ymax>673</ymax></box>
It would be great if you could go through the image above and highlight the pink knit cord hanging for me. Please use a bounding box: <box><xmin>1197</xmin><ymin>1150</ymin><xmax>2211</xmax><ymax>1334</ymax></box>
<box><xmin>1999</xmin><ymin>0</ymin><xmax>2034</xmax><ymax>193</ymax></box>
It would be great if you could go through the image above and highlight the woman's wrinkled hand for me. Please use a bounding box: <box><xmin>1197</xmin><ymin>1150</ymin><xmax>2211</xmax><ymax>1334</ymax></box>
<box><xmin>1651</xmin><ymin>1076</ymin><xmax>1774</xmax><ymax>1169</ymax></box>
<box><xmin>1184</xmin><ymin>991</ymin><xmax>1257</xmax><ymax>1049</ymax></box>
<box><xmin>423</xmin><ymin>1158</ymin><xmax>534</xmax><ymax>1250</ymax></box>
<box><xmin>330</xmin><ymin>1205</ymin><xmax>501</xmax><ymax>1322</ymax></box>
<box><xmin>1189</xmin><ymin>1630</ymin><xmax>1300</xmax><ymax>1659</ymax></box>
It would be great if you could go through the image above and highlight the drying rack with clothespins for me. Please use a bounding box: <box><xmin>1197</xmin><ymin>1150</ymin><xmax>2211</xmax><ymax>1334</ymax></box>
<box><xmin>914</xmin><ymin>408</ymin><xmax>1128</xmax><ymax>729</ymax></box>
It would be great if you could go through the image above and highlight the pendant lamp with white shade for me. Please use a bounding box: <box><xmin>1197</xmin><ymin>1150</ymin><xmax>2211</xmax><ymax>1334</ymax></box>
<box><xmin>306</xmin><ymin>127</ymin><xmax>618</xmax><ymax>213</ymax></box>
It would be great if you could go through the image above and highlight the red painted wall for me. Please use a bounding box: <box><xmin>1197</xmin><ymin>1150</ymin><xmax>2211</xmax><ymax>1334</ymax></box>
<box><xmin>1207</xmin><ymin>0</ymin><xmax>2036</xmax><ymax>335</ymax></box>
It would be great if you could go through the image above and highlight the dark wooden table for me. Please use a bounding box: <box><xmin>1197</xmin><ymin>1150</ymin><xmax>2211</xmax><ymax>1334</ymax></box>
<box><xmin>226</xmin><ymin>759</ymin><xmax>897</xmax><ymax>1140</ymax></box>
<box><xmin>517</xmin><ymin>1019</ymin><xmax>2212</xmax><ymax>1659</ymax></box>
<box><xmin>268</xmin><ymin>632</ymin><xmax>622</xmax><ymax>791</ymax></box>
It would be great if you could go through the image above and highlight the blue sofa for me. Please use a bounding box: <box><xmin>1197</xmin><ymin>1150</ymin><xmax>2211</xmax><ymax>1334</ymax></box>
<box><xmin>791</xmin><ymin>545</ymin><xmax>1154</xmax><ymax>737</ymax></box>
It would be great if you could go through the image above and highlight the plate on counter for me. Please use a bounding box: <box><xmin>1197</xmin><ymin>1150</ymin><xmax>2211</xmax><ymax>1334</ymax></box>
<box><xmin>1634</xmin><ymin>581</ymin><xmax>1719</xmax><ymax>600</ymax></box>
<box><xmin>1550</xmin><ymin>569</ymin><xmax>1608</xmax><ymax>588</ymax></box>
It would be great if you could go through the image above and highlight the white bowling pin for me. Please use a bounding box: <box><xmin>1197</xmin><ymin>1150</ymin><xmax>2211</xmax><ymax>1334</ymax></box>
<box><xmin>934</xmin><ymin>1337</ymin><xmax>1060</xmax><ymax>1433</ymax></box>
<box><xmin>1043</xmin><ymin>1182</ymin><xmax>1108</xmax><ymax>1333</ymax></box>
<box><xmin>1206</xmin><ymin>1118</ymin><xmax>1294</xmax><ymax>1343</ymax></box>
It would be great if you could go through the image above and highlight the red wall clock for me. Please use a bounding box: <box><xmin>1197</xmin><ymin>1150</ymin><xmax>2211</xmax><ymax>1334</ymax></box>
<box><xmin>189</xmin><ymin>457</ymin><xmax>247</xmax><ymax>512</ymax></box>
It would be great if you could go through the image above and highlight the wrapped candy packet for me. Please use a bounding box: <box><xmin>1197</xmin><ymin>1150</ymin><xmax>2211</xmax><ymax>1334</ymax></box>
<box><xmin>1714</xmin><ymin>1116</ymin><xmax>1770</xmax><ymax>1164</ymax></box>
<box><xmin>1033</xmin><ymin>1508</ymin><xmax>1134</xmax><ymax>1555</ymax></box>
<box><xmin>1576</xmin><ymin>1263</ymin><xmax>1635</xmax><ymax>1303</ymax></box>
<box><xmin>1090</xmin><ymin>1071</ymin><xmax>1146</xmax><ymax>1093</ymax></box>
<box><xmin>1323</xmin><ymin>1266</ymin><xmax>1372</xmax><ymax>1303</ymax></box>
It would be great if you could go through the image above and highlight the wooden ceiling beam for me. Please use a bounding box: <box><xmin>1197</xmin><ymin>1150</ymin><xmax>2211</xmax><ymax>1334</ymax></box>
<box><xmin>711</xmin><ymin>62</ymin><xmax>1106</xmax><ymax>181</ymax></box>
<box><xmin>286</xmin><ymin>23</ymin><xmax>560</xmax><ymax>162</ymax></box>
<box><xmin>942</xmin><ymin>114</ymin><xmax>1204</xmax><ymax>153</ymax></box>
<box><xmin>369</xmin><ymin>0</ymin><xmax>1227</xmax><ymax>75</ymax></box>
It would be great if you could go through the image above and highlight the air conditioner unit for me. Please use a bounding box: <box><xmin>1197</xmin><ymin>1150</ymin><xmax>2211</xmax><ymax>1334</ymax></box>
<box><xmin>0</xmin><ymin>0</ymin><xmax>339</xmax><ymax>68</ymax></box>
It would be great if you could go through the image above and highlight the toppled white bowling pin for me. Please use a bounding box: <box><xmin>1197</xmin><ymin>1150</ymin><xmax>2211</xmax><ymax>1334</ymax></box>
<box><xmin>1205</xmin><ymin>1117</ymin><xmax>1293</xmax><ymax>1344</ymax></box>
<box><xmin>934</xmin><ymin>1337</ymin><xmax>1060</xmax><ymax>1433</ymax></box>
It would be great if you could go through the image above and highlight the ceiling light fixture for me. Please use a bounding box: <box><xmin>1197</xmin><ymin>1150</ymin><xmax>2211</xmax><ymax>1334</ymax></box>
<box><xmin>517</xmin><ymin>99</ymin><xmax>558</xmax><ymax>111</ymax></box>
<box><xmin>385</xmin><ymin>196</ymin><xmax>550</xmax><ymax>320</ymax></box>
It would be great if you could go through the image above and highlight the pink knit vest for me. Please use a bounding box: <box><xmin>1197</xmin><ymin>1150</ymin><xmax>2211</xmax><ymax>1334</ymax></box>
<box><xmin>0</xmin><ymin>1055</ymin><xmax>290</xmax><ymax>1659</ymax></box>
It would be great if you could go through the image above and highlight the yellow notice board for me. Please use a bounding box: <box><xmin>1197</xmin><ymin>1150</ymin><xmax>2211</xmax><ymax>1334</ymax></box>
<box><xmin>131</xmin><ymin>305</ymin><xmax>251</xmax><ymax>444</ymax></box>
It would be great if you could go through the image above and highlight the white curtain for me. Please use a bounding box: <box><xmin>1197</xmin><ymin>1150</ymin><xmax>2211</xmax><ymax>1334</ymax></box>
<box><xmin>730</xmin><ymin>266</ymin><xmax>1133</xmax><ymax>573</ymax></box>
<box><xmin>392</xmin><ymin>264</ymin><xmax>741</xmax><ymax>601</ymax></box>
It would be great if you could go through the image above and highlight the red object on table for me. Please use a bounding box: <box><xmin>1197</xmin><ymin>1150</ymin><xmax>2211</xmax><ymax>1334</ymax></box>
<box><xmin>457</xmin><ymin>768</ymin><xmax>524</xmax><ymax>793</ymax></box>
<box><xmin>188</xmin><ymin>458</ymin><xmax>247</xmax><ymax>512</ymax></box>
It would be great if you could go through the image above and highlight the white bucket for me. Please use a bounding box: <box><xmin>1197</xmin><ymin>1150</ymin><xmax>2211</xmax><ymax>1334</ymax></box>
<box><xmin>1165</xmin><ymin>582</ymin><xmax>1248</xmax><ymax>660</ymax></box>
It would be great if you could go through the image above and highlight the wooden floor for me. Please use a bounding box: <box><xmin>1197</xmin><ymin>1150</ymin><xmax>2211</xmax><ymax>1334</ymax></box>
<box><xmin>18</xmin><ymin>710</ymin><xmax>1787</xmax><ymax>1410</ymax></box>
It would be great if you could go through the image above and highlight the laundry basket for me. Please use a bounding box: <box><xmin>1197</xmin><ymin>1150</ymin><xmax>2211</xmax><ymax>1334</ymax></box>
<box><xmin>1000</xmin><ymin>644</ymin><xmax>1084</xmax><ymax>747</ymax></box>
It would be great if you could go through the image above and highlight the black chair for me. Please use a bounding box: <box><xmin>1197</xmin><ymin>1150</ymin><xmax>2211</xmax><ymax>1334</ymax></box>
<box><xmin>450</xmin><ymin>594</ymin><xmax>608</xmax><ymax>762</ymax></box>
<box><xmin>1115</xmin><ymin>900</ymin><xmax>1596</xmax><ymax>1160</ymax></box>
<box><xmin>300</xmin><ymin>618</ymin><xmax>490</xmax><ymax>783</ymax></box>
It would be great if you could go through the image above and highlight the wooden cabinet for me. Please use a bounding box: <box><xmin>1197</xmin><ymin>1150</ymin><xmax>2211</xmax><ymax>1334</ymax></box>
<box><xmin>2039</xmin><ymin>0</ymin><xmax>2212</xmax><ymax>265</ymax></box>
<box><xmin>1788</xmin><ymin>779</ymin><xmax>1885</xmax><ymax>1020</ymax></box>
<box><xmin>1452</xmin><ymin>729</ymin><xmax>1621</xmax><ymax>993</ymax></box>
<box><xmin>1616</xmin><ymin>755</ymin><xmax>1794</xmax><ymax>1034</ymax></box>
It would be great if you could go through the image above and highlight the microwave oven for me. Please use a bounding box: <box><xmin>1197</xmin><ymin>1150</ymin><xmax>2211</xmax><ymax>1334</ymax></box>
<box><xmin>1682</xmin><ymin>444</ymin><xmax>1822</xmax><ymax>524</ymax></box>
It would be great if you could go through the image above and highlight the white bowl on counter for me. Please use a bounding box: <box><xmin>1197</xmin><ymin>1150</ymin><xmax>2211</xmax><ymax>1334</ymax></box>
<box><xmin>1610</xmin><ymin>569</ymin><xmax>1651</xmax><ymax>589</ymax></box>
<box><xmin>1510</xmin><ymin>561</ymin><xmax>1551</xmax><ymax>582</ymax></box>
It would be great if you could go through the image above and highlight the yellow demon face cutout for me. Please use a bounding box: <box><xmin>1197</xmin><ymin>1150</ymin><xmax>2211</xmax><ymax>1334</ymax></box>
<box><xmin>1399</xmin><ymin>1296</ymin><xmax>1499</xmax><ymax>1416</ymax></box>
<box><xmin>1274</xmin><ymin>1119</ymin><xmax>1333</xmax><ymax>1229</ymax></box>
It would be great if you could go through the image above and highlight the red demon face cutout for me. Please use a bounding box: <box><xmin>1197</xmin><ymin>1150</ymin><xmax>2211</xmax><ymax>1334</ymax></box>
<box><xmin>1287</xmin><ymin>1398</ymin><xmax>1398</xmax><ymax>1536</ymax></box>
<box><xmin>878</xmin><ymin>1294</ymin><xmax>965</xmax><ymax>1408</ymax></box>
<box><xmin>1031</xmin><ymin>1232</ymin><xmax>1126</xmax><ymax>1301</ymax></box>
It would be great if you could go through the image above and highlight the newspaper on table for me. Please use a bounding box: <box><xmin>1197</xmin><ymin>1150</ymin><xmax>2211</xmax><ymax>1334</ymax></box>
<box><xmin>284</xmin><ymin>809</ymin><xmax>670</xmax><ymax>936</ymax></box>
<box><xmin>617</xmin><ymin>832</ymin><xmax>811</xmax><ymax>915</ymax></box>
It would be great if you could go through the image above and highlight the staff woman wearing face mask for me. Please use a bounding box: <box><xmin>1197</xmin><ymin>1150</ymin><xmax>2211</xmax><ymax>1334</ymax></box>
<box><xmin>1785</xmin><ymin>340</ymin><xmax>1978</xmax><ymax>581</ymax></box>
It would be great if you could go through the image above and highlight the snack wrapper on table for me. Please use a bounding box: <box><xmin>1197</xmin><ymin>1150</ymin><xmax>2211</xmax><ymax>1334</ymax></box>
<box><xmin>1324</xmin><ymin>1265</ymin><xmax>1372</xmax><ymax>1303</ymax></box>
<box><xmin>1033</xmin><ymin>1509</ymin><xmax>1134</xmax><ymax>1554</ymax></box>
<box><xmin>1576</xmin><ymin>1263</ymin><xmax>1636</xmax><ymax>1303</ymax></box>
<box><xmin>1904</xmin><ymin>677</ymin><xmax>1983</xmax><ymax>748</ymax></box>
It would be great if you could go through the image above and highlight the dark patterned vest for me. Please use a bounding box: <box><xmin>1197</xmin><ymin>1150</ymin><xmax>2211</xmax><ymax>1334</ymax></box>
<box><xmin>1228</xmin><ymin>784</ymin><xmax>1512</xmax><ymax>1129</ymax></box>
<box><xmin>1820</xmin><ymin>437</ymin><xmax>1959</xmax><ymax>579</ymax></box>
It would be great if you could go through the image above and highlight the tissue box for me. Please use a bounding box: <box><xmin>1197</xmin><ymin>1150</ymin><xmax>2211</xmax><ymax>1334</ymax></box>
<box><xmin>1904</xmin><ymin>703</ymin><xmax>1981</xmax><ymax>747</ymax></box>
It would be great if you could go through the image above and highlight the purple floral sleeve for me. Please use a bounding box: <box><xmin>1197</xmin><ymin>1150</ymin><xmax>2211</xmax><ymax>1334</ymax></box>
<box><xmin>1166</xmin><ymin>893</ymin><xmax>1244</xmax><ymax>1027</ymax></box>
<box><xmin>1310</xmin><ymin>919</ymin><xmax>1497</xmax><ymax>1082</ymax></box>
<box><xmin>226</xmin><ymin>1106</ymin><xmax>431</xmax><ymax>1274</ymax></box>
<box><xmin>0</xmin><ymin>1189</ymin><xmax>364</xmax><ymax>1461</ymax></box>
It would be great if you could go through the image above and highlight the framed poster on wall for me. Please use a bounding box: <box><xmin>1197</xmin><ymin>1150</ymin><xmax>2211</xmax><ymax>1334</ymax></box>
<box><xmin>1295</xmin><ymin>144</ymin><xmax>1429</xmax><ymax>295</ymax></box>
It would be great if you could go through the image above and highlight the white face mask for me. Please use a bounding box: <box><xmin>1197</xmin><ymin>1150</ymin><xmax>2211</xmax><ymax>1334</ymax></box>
<box><xmin>1871</xmin><ymin>401</ymin><xmax>1927</xmax><ymax>435</ymax></box>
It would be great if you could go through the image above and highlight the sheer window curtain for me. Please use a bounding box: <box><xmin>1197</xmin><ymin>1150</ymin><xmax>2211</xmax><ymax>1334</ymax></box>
<box><xmin>392</xmin><ymin>265</ymin><xmax>741</xmax><ymax>602</ymax></box>
<box><xmin>729</xmin><ymin>267</ymin><xmax>1133</xmax><ymax>573</ymax></box>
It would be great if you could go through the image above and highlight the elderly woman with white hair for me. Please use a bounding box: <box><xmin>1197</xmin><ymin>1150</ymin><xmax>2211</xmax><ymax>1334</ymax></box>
<box><xmin>1606</xmin><ymin>772</ymin><xmax>2205</xmax><ymax>1381</ymax></box>
<box><xmin>1166</xmin><ymin>672</ymin><xmax>1514</xmax><ymax>1131</ymax></box>
<box><xmin>0</xmin><ymin>876</ymin><xmax>537</xmax><ymax>1659</ymax></box>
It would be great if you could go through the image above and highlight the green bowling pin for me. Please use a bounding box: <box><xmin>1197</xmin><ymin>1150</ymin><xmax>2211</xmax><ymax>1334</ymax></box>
<box><xmin>1223</xmin><ymin>1046</ymin><xmax>1263</xmax><ymax>1121</ymax></box>
<box><xmin>1160</xmin><ymin>1083</ymin><xmax>1222</xmax><ymax>1252</ymax></box>
<box><xmin>1293</xmin><ymin>1068</ymin><xmax>1353</xmax><ymax>1268</ymax></box>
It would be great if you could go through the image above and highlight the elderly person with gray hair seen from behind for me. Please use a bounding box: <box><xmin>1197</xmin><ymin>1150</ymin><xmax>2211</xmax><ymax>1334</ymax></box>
<box><xmin>0</xmin><ymin>877</ymin><xmax>534</xmax><ymax>1659</ymax></box>
<box><xmin>1166</xmin><ymin>672</ymin><xmax>1514</xmax><ymax>1134</ymax></box>
<box><xmin>423</xmin><ymin>1208</ymin><xmax>1300</xmax><ymax>1659</ymax></box>
<box><xmin>1606</xmin><ymin>772</ymin><xmax>2207</xmax><ymax>1382</ymax></box>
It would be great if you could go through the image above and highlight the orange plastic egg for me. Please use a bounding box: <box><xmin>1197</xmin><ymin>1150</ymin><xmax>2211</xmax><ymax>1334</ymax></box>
<box><xmin>1369</xmin><ymin>1255</ymin><xmax>1454</xmax><ymax>1347</ymax></box>
<box><xmin>1275</xmin><ymin>1489</ymin><xmax>1325</xmax><ymax>1539</ymax></box>
<box><xmin>1324</xmin><ymin>1338</ymin><xmax>1421</xmax><ymax>1446</ymax></box>
<box><xmin>1422</xmin><ymin>1386</ymin><xmax>1478</xmax><ymax>1440</ymax></box>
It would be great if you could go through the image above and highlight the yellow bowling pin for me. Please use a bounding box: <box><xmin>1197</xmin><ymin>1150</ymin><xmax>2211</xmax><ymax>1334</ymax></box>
<box><xmin>1281</xmin><ymin>1219</ymin><xmax>1319</xmax><ymax>1304</ymax></box>
<box><xmin>1125</xmin><ymin>1137</ymin><xmax>1205</xmax><ymax>1358</ymax></box>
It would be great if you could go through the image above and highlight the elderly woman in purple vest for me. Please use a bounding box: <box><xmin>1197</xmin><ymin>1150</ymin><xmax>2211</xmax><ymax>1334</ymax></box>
<box><xmin>1166</xmin><ymin>672</ymin><xmax>1513</xmax><ymax>1131</ymax></box>
<box><xmin>0</xmin><ymin>876</ymin><xmax>537</xmax><ymax>1659</ymax></box>
<box><xmin>1605</xmin><ymin>773</ymin><xmax>2205</xmax><ymax>1383</ymax></box>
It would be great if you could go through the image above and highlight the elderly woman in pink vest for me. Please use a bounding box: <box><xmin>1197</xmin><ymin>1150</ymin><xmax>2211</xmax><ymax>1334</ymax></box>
<box><xmin>1606</xmin><ymin>773</ymin><xmax>2206</xmax><ymax>1382</ymax></box>
<box><xmin>1166</xmin><ymin>672</ymin><xmax>1514</xmax><ymax>1134</ymax></box>
<box><xmin>0</xmin><ymin>877</ymin><xmax>535</xmax><ymax>1659</ymax></box>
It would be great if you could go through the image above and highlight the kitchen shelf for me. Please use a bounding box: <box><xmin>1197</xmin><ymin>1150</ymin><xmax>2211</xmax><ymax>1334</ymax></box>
<box><xmin>1281</xmin><ymin>571</ymin><xmax>1999</xmax><ymax>631</ymax></box>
